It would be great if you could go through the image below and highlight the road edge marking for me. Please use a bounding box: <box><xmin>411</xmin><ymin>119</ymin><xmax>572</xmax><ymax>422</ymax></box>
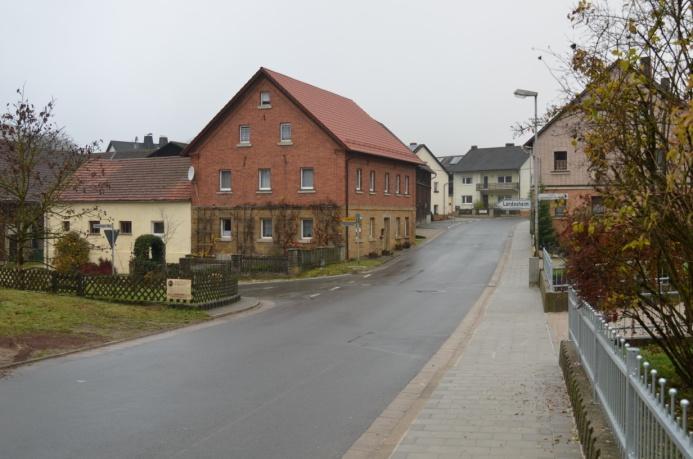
<box><xmin>342</xmin><ymin>226</ymin><xmax>516</xmax><ymax>459</ymax></box>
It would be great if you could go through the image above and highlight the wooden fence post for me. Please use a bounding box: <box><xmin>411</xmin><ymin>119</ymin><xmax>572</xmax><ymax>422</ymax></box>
<box><xmin>76</xmin><ymin>273</ymin><xmax>84</xmax><ymax>297</ymax></box>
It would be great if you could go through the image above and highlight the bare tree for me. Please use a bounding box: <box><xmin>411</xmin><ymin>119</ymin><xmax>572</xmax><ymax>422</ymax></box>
<box><xmin>0</xmin><ymin>89</ymin><xmax>104</xmax><ymax>266</ymax></box>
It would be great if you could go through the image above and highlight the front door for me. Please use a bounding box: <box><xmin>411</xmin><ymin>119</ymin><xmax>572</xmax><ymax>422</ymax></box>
<box><xmin>383</xmin><ymin>217</ymin><xmax>391</xmax><ymax>252</ymax></box>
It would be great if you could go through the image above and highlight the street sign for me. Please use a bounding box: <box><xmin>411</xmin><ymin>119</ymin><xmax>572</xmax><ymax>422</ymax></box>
<box><xmin>497</xmin><ymin>199</ymin><xmax>531</xmax><ymax>210</ymax></box>
<box><xmin>340</xmin><ymin>216</ymin><xmax>357</xmax><ymax>226</ymax></box>
<box><xmin>104</xmin><ymin>229</ymin><xmax>119</xmax><ymax>248</ymax></box>
<box><xmin>538</xmin><ymin>193</ymin><xmax>568</xmax><ymax>201</ymax></box>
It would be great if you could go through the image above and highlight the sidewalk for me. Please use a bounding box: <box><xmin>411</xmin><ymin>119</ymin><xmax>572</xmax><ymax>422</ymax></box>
<box><xmin>392</xmin><ymin>221</ymin><xmax>581</xmax><ymax>459</ymax></box>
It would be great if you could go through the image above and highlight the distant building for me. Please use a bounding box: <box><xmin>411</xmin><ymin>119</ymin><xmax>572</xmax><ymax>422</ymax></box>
<box><xmin>100</xmin><ymin>134</ymin><xmax>187</xmax><ymax>160</ymax></box>
<box><xmin>440</xmin><ymin>143</ymin><xmax>530</xmax><ymax>212</ymax></box>
<box><xmin>415</xmin><ymin>164</ymin><xmax>432</xmax><ymax>224</ymax></box>
<box><xmin>410</xmin><ymin>143</ymin><xmax>451</xmax><ymax>217</ymax></box>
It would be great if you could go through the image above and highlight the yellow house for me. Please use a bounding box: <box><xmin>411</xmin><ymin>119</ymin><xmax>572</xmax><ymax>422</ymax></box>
<box><xmin>46</xmin><ymin>157</ymin><xmax>192</xmax><ymax>273</ymax></box>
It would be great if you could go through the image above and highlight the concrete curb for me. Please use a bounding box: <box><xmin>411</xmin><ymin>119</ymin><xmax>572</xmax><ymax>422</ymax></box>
<box><xmin>206</xmin><ymin>297</ymin><xmax>261</xmax><ymax>318</ymax></box>
<box><xmin>342</xmin><ymin>225</ymin><xmax>516</xmax><ymax>459</ymax></box>
<box><xmin>0</xmin><ymin>297</ymin><xmax>260</xmax><ymax>373</ymax></box>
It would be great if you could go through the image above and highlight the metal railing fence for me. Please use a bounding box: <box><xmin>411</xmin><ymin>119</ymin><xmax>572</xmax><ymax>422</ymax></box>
<box><xmin>569</xmin><ymin>288</ymin><xmax>693</xmax><ymax>458</ymax></box>
<box><xmin>542</xmin><ymin>247</ymin><xmax>568</xmax><ymax>291</ymax></box>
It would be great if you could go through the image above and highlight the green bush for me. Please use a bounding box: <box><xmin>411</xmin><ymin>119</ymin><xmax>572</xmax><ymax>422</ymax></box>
<box><xmin>53</xmin><ymin>232</ymin><xmax>90</xmax><ymax>273</ymax></box>
<box><xmin>130</xmin><ymin>235</ymin><xmax>166</xmax><ymax>279</ymax></box>
<box><xmin>133</xmin><ymin>234</ymin><xmax>165</xmax><ymax>263</ymax></box>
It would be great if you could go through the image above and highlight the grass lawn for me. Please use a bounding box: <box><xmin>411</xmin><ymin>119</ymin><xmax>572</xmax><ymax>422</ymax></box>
<box><xmin>640</xmin><ymin>344</ymin><xmax>693</xmax><ymax>424</ymax></box>
<box><xmin>296</xmin><ymin>257</ymin><xmax>389</xmax><ymax>278</ymax></box>
<box><xmin>0</xmin><ymin>288</ymin><xmax>208</xmax><ymax>366</ymax></box>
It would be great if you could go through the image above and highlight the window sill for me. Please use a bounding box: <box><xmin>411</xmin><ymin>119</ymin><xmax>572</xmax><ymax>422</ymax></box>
<box><xmin>120</xmin><ymin>233</ymin><xmax>132</xmax><ymax>236</ymax></box>
<box><xmin>368</xmin><ymin>191</ymin><xmax>376</xmax><ymax>195</ymax></box>
<box><xmin>298</xmin><ymin>238</ymin><xmax>313</xmax><ymax>244</ymax></box>
<box><xmin>256</xmin><ymin>190</ymin><xmax>272</xmax><ymax>194</ymax></box>
<box><xmin>355</xmin><ymin>190</ymin><xmax>364</xmax><ymax>194</ymax></box>
<box><xmin>277</xmin><ymin>141</ymin><xmax>293</xmax><ymax>146</ymax></box>
<box><xmin>257</xmin><ymin>238</ymin><xmax>274</xmax><ymax>243</ymax></box>
<box><xmin>298</xmin><ymin>189</ymin><xmax>316</xmax><ymax>193</ymax></box>
<box><xmin>237</xmin><ymin>143</ymin><xmax>252</xmax><ymax>148</ymax></box>
<box><xmin>551</xmin><ymin>170</ymin><xmax>570</xmax><ymax>174</ymax></box>
<box><xmin>384</xmin><ymin>192</ymin><xmax>391</xmax><ymax>196</ymax></box>
<box><xmin>257</xmin><ymin>104</ymin><xmax>272</xmax><ymax>109</ymax></box>
<box><xmin>217</xmin><ymin>191</ymin><xmax>232</xmax><ymax>194</ymax></box>
<box><xmin>219</xmin><ymin>237</ymin><xmax>232</xmax><ymax>242</ymax></box>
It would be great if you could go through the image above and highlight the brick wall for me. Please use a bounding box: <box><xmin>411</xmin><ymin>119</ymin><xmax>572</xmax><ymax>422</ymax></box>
<box><xmin>189</xmin><ymin>75</ymin><xmax>347</xmax><ymax>208</ymax></box>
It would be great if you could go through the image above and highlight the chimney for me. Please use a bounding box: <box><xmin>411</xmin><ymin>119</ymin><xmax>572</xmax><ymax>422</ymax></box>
<box><xmin>505</xmin><ymin>142</ymin><xmax>514</xmax><ymax>147</ymax></box>
<box><xmin>470</xmin><ymin>145</ymin><xmax>478</xmax><ymax>150</ymax></box>
<box><xmin>409</xmin><ymin>142</ymin><xmax>418</xmax><ymax>151</ymax></box>
<box><xmin>143</xmin><ymin>133</ymin><xmax>154</xmax><ymax>148</ymax></box>
<box><xmin>158</xmin><ymin>135</ymin><xmax>168</xmax><ymax>146</ymax></box>
<box><xmin>660</xmin><ymin>77</ymin><xmax>670</xmax><ymax>91</ymax></box>
<box><xmin>640</xmin><ymin>56</ymin><xmax>652</xmax><ymax>77</ymax></box>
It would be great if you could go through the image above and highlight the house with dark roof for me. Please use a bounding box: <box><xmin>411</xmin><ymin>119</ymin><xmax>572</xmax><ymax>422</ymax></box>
<box><xmin>409</xmin><ymin>143</ymin><xmax>450</xmax><ymax>219</ymax></box>
<box><xmin>442</xmin><ymin>143</ymin><xmax>530</xmax><ymax>212</ymax></box>
<box><xmin>184</xmin><ymin>67</ymin><xmax>423</xmax><ymax>257</ymax></box>
<box><xmin>99</xmin><ymin>135</ymin><xmax>188</xmax><ymax>160</ymax></box>
<box><xmin>47</xmin><ymin>157</ymin><xmax>192</xmax><ymax>273</ymax></box>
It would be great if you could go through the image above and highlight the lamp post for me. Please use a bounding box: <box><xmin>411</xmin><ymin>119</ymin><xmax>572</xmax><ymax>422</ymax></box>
<box><xmin>514</xmin><ymin>88</ymin><xmax>539</xmax><ymax>251</ymax></box>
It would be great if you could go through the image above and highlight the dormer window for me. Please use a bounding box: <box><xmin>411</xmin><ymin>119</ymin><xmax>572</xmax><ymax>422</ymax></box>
<box><xmin>259</xmin><ymin>91</ymin><xmax>271</xmax><ymax>108</ymax></box>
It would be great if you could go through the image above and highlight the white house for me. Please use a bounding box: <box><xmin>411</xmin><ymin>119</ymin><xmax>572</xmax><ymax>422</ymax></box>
<box><xmin>409</xmin><ymin>143</ymin><xmax>451</xmax><ymax>217</ymax></box>
<box><xmin>440</xmin><ymin>143</ymin><xmax>530</xmax><ymax>212</ymax></box>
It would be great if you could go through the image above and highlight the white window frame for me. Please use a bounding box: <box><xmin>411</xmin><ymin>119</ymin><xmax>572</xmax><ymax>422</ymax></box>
<box><xmin>219</xmin><ymin>170</ymin><xmax>232</xmax><ymax>192</ymax></box>
<box><xmin>369</xmin><ymin>170</ymin><xmax>375</xmax><ymax>192</ymax></box>
<box><xmin>152</xmin><ymin>220</ymin><xmax>165</xmax><ymax>236</ymax></box>
<box><xmin>384</xmin><ymin>173</ymin><xmax>390</xmax><ymax>193</ymax></box>
<box><xmin>239</xmin><ymin>125</ymin><xmax>251</xmax><ymax>144</ymax></box>
<box><xmin>395</xmin><ymin>217</ymin><xmax>401</xmax><ymax>237</ymax></box>
<box><xmin>220</xmin><ymin>218</ymin><xmax>232</xmax><ymax>240</ymax></box>
<box><xmin>355</xmin><ymin>168</ymin><xmax>362</xmax><ymax>191</ymax></box>
<box><xmin>462</xmin><ymin>176</ymin><xmax>472</xmax><ymax>184</ymax></box>
<box><xmin>434</xmin><ymin>181</ymin><xmax>439</xmax><ymax>193</ymax></box>
<box><xmin>369</xmin><ymin>217</ymin><xmax>375</xmax><ymax>239</ymax></box>
<box><xmin>300</xmin><ymin>219</ymin><xmax>313</xmax><ymax>240</ymax></box>
<box><xmin>279</xmin><ymin>123</ymin><xmax>292</xmax><ymax>142</ymax></box>
<box><xmin>404</xmin><ymin>176</ymin><xmax>410</xmax><ymax>195</ymax></box>
<box><xmin>259</xmin><ymin>91</ymin><xmax>271</xmax><ymax>107</ymax></box>
<box><xmin>404</xmin><ymin>217</ymin><xmax>409</xmax><ymax>237</ymax></box>
<box><xmin>395</xmin><ymin>175</ymin><xmax>401</xmax><ymax>194</ymax></box>
<box><xmin>300</xmin><ymin>167</ymin><xmax>314</xmax><ymax>190</ymax></box>
<box><xmin>260</xmin><ymin>218</ymin><xmax>273</xmax><ymax>239</ymax></box>
<box><xmin>258</xmin><ymin>168</ymin><xmax>271</xmax><ymax>191</ymax></box>
<box><xmin>461</xmin><ymin>195</ymin><xmax>473</xmax><ymax>204</ymax></box>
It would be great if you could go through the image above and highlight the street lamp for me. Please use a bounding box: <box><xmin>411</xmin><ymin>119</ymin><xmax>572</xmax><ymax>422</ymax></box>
<box><xmin>514</xmin><ymin>88</ymin><xmax>539</xmax><ymax>251</ymax></box>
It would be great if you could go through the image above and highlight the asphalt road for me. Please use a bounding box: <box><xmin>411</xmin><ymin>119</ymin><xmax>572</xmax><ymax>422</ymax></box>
<box><xmin>0</xmin><ymin>218</ymin><xmax>520</xmax><ymax>459</ymax></box>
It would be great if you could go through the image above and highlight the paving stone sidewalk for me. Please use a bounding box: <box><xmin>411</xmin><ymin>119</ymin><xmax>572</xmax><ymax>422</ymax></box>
<box><xmin>392</xmin><ymin>221</ymin><xmax>582</xmax><ymax>459</ymax></box>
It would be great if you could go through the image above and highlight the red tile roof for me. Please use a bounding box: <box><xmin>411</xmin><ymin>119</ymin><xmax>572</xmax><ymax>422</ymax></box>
<box><xmin>185</xmin><ymin>68</ymin><xmax>424</xmax><ymax>165</ymax></box>
<box><xmin>263</xmin><ymin>68</ymin><xmax>423</xmax><ymax>164</ymax></box>
<box><xmin>60</xmin><ymin>157</ymin><xmax>191</xmax><ymax>202</ymax></box>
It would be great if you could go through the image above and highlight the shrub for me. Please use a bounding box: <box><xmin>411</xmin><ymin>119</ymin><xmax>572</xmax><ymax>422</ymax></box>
<box><xmin>131</xmin><ymin>234</ymin><xmax>166</xmax><ymax>279</ymax></box>
<box><xmin>367</xmin><ymin>251</ymin><xmax>379</xmax><ymax>259</ymax></box>
<box><xmin>133</xmin><ymin>234</ymin><xmax>165</xmax><ymax>263</ymax></box>
<box><xmin>79</xmin><ymin>258</ymin><xmax>113</xmax><ymax>276</ymax></box>
<box><xmin>53</xmin><ymin>232</ymin><xmax>90</xmax><ymax>273</ymax></box>
<box><xmin>402</xmin><ymin>241</ymin><xmax>412</xmax><ymax>249</ymax></box>
<box><xmin>381</xmin><ymin>249</ymin><xmax>392</xmax><ymax>256</ymax></box>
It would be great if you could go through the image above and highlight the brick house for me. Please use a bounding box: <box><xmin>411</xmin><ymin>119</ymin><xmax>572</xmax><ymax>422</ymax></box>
<box><xmin>183</xmin><ymin>68</ymin><xmax>423</xmax><ymax>258</ymax></box>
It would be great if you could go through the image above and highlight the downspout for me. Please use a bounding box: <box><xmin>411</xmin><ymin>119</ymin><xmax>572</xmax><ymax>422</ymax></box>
<box><xmin>344</xmin><ymin>151</ymin><xmax>351</xmax><ymax>259</ymax></box>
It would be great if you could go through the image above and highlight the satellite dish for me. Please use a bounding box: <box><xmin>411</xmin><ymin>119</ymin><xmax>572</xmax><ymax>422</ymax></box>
<box><xmin>187</xmin><ymin>166</ymin><xmax>195</xmax><ymax>181</ymax></box>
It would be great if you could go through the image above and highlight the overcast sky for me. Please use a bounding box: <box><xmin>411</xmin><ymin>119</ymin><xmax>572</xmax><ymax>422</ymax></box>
<box><xmin>1</xmin><ymin>0</ymin><xmax>578</xmax><ymax>157</ymax></box>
